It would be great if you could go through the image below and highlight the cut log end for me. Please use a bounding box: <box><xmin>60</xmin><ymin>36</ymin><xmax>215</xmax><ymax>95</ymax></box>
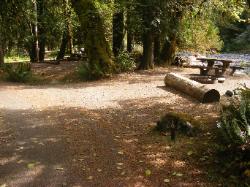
<box><xmin>203</xmin><ymin>89</ymin><xmax>220</xmax><ymax>103</ymax></box>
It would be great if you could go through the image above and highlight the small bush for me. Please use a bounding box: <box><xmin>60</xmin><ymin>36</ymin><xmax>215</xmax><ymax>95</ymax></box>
<box><xmin>77</xmin><ymin>62</ymin><xmax>104</xmax><ymax>80</ymax></box>
<box><xmin>218</xmin><ymin>86</ymin><xmax>250</xmax><ymax>146</ymax></box>
<box><xmin>116</xmin><ymin>51</ymin><xmax>136</xmax><ymax>72</ymax></box>
<box><xmin>3</xmin><ymin>63</ymin><xmax>32</xmax><ymax>82</ymax></box>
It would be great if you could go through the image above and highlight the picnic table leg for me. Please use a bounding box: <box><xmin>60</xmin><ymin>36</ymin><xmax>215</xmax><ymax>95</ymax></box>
<box><xmin>200</xmin><ymin>68</ymin><xmax>209</xmax><ymax>76</ymax></box>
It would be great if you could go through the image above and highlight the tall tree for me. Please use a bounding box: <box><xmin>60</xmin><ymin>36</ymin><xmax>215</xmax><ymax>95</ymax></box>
<box><xmin>57</xmin><ymin>0</ymin><xmax>74</xmax><ymax>60</ymax></box>
<box><xmin>138</xmin><ymin>1</ymin><xmax>155</xmax><ymax>69</ymax></box>
<box><xmin>71</xmin><ymin>0</ymin><xmax>115</xmax><ymax>76</ymax></box>
<box><xmin>113</xmin><ymin>0</ymin><xmax>124</xmax><ymax>57</ymax></box>
<box><xmin>37</xmin><ymin>0</ymin><xmax>46</xmax><ymax>62</ymax></box>
<box><xmin>0</xmin><ymin>42</ymin><xmax>4</xmax><ymax>65</ymax></box>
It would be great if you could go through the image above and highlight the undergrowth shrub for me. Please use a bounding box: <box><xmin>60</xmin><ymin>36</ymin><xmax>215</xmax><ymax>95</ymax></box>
<box><xmin>218</xmin><ymin>86</ymin><xmax>250</xmax><ymax>146</ymax></box>
<box><xmin>77</xmin><ymin>62</ymin><xmax>104</xmax><ymax>80</ymax></box>
<box><xmin>216</xmin><ymin>86</ymin><xmax>250</xmax><ymax>182</ymax></box>
<box><xmin>3</xmin><ymin>63</ymin><xmax>32</xmax><ymax>82</ymax></box>
<box><xmin>116</xmin><ymin>51</ymin><xmax>136</xmax><ymax>72</ymax></box>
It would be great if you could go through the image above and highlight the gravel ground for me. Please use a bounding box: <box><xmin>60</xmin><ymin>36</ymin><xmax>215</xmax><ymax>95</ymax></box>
<box><xmin>0</xmin><ymin>67</ymin><xmax>249</xmax><ymax>187</ymax></box>
<box><xmin>0</xmin><ymin>68</ymin><xmax>249</xmax><ymax>111</ymax></box>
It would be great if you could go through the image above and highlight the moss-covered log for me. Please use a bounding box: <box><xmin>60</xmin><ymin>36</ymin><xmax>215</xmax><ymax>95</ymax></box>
<box><xmin>71</xmin><ymin>0</ymin><xmax>115</xmax><ymax>77</ymax></box>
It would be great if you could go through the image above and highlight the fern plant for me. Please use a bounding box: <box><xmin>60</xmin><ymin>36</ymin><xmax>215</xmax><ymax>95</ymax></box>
<box><xmin>3</xmin><ymin>63</ymin><xmax>31</xmax><ymax>82</ymax></box>
<box><xmin>218</xmin><ymin>86</ymin><xmax>250</xmax><ymax>146</ymax></box>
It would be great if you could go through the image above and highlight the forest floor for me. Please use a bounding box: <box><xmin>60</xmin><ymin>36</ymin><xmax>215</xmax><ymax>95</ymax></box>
<box><xmin>0</xmin><ymin>61</ymin><xmax>250</xmax><ymax>187</ymax></box>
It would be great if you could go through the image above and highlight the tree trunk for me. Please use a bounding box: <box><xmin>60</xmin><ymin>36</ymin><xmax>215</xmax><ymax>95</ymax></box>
<box><xmin>0</xmin><ymin>44</ymin><xmax>4</xmax><ymax>65</ymax></box>
<box><xmin>28</xmin><ymin>40</ymin><xmax>38</xmax><ymax>63</ymax></box>
<box><xmin>138</xmin><ymin>3</ymin><xmax>154</xmax><ymax>70</ymax></box>
<box><xmin>159</xmin><ymin>34</ymin><xmax>177</xmax><ymax>66</ymax></box>
<box><xmin>57</xmin><ymin>31</ymin><xmax>68</xmax><ymax>60</ymax></box>
<box><xmin>37</xmin><ymin>0</ymin><xmax>46</xmax><ymax>62</ymax></box>
<box><xmin>126</xmin><ymin>5</ymin><xmax>133</xmax><ymax>53</ymax></box>
<box><xmin>71</xmin><ymin>0</ymin><xmax>115</xmax><ymax>76</ymax></box>
<box><xmin>33</xmin><ymin>1</ymin><xmax>39</xmax><ymax>63</ymax></box>
<box><xmin>68</xmin><ymin>25</ymin><xmax>73</xmax><ymax>55</ymax></box>
<box><xmin>65</xmin><ymin>0</ymin><xmax>73</xmax><ymax>55</ymax></box>
<box><xmin>164</xmin><ymin>73</ymin><xmax>220</xmax><ymax>103</ymax></box>
<box><xmin>139</xmin><ymin>31</ymin><xmax>154</xmax><ymax>69</ymax></box>
<box><xmin>154</xmin><ymin>34</ymin><xmax>161</xmax><ymax>65</ymax></box>
<box><xmin>113</xmin><ymin>2</ymin><xmax>124</xmax><ymax>57</ymax></box>
<box><xmin>39</xmin><ymin>36</ymin><xmax>46</xmax><ymax>62</ymax></box>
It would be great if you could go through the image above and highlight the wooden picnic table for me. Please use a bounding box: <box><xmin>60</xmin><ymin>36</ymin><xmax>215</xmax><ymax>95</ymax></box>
<box><xmin>196</xmin><ymin>57</ymin><xmax>233</xmax><ymax>76</ymax></box>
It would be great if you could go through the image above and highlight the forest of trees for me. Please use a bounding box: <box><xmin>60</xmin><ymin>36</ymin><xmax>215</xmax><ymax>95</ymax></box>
<box><xmin>0</xmin><ymin>0</ymin><xmax>249</xmax><ymax>78</ymax></box>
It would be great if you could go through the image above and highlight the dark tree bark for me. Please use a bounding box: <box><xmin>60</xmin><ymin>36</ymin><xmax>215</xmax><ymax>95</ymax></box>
<box><xmin>126</xmin><ymin>5</ymin><xmax>133</xmax><ymax>53</ymax></box>
<box><xmin>57</xmin><ymin>31</ymin><xmax>68</xmax><ymax>60</ymax></box>
<box><xmin>138</xmin><ymin>3</ymin><xmax>154</xmax><ymax>70</ymax></box>
<box><xmin>0</xmin><ymin>44</ymin><xmax>4</xmax><ymax>65</ymax></box>
<box><xmin>28</xmin><ymin>34</ymin><xmax>38</xmax><ymax>63</ymax></box>
<box><xmin>160</xmin><ymin>34</ymin><xmax>177</xmax><ymax>66</ymax></box>
<box><xmin>159</xmin><ymin>11</ymin><xmax>182</xmax><ymax>66</ymax></box>
<box><xmin>37</xmin><ymin>0</ymin><xmax>46</xmax><ymax>62</ymax></box>
<box><xmin>57</xmin><ymin>0</ymin><xmax>73</xmax><ymax>60</ymax></box>
<box><xmin>113</xmin><ymin>1</ymin><xmax>124</xmax><ymax>57</ymax></box>
<box><xmin>139</xmin><ymin>31</ymin><xmax>154</xmax><ymax>69</ymax></box>
<box><xmin>71</xmin><ymin>0</ymin><xmax>115</xmax><ymax>75</ymax></box>
<box><xmin>154</xmin><ymin>34</ymin><xmax>161</xmax><ymax>65</ymax></box>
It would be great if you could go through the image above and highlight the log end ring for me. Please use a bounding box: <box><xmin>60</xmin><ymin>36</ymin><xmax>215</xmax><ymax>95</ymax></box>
<box><xmin>203</xmin><ymin>89</ymin><xmax>220</xmax><ymax>103</ymax></box>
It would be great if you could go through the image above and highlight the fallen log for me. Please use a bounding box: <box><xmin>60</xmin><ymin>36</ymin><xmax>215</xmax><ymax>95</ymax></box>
<box><xmin>164</xmin><ymin>73</ymin><xmax>220</xmax><ymax>103</ymax></box>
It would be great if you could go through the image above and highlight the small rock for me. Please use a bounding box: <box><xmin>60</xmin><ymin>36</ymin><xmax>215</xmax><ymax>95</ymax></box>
<box><xmin>225</xmin><ymin>90</ymin><xmax>233</xmax><ymax>97</ymax></box>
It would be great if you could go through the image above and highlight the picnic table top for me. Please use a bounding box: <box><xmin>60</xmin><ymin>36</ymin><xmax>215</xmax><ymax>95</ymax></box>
<box><xmin>196</xmin><ymin>57</ymin><xmax>233</xmax><ymax>63</ymax></box>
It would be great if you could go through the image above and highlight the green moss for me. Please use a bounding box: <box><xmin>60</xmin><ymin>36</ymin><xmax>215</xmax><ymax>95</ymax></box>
<box><xmin>156</xmin><ymin>112</ymin><xmax>201</xmax><ymax>136</ymax></box>
<box><xmin>72</xmin><ymin>0</ymin><xmax>115</xmax><ymax>79</ymax></box>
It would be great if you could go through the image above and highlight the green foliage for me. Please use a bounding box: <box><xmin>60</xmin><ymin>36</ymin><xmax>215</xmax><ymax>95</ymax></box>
<box><xmin>218</xmin><ymin>86</ymin><xmax>250</xmax><ymax>146</ymax></box>
<box><xmin>116</xmin><ymin>51</ymin><xmax>136</xmax><ymax>72</ymax></box>
<box><xmin>179</xmin><ymin>15</ymin><xmax>223</xmax><ymax>52</ymax></box>
<box><xmin>77</xmin><ymin>62</ymin><xmax>104</xmax><ymax>80</ymax></box>
<box><xmin>3</xmin><ymin>63</ymin><xmax>32</xmax><ymax>82</ymax></box>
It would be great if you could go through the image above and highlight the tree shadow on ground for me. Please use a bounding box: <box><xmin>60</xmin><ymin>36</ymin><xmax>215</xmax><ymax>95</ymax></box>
<box><xmin>0</xmin><ymin>94</ymin><xmax>220</xmax><ymax>186</ymax></box>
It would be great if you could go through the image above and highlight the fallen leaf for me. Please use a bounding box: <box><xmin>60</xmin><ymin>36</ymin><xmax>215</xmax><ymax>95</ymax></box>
<box><xmin>117</xmin><ymin>166</ymin><xmax>122</xmax><ymax>170</ymax></box>
<box><xmin>97</xmin><ymin>168</ymin><xmax>102</xmax><ymax>172</ymax></box>
<box><xmin>87</xmin><ymin>176</ymin><xmax>93</xmax><ymax>180</ymax></box>
<box><xmin>118</xmin><ymin>151</ymin><xmax>124</xmax><ymax>155</ymax></box>
<box><xmin>176</xmin><ymin>173</ymin><xmax>183</xmax><ymax>177</ymax></box>
<box><xmin>145</xmin><ymin>169</ymin><xmax>151</xmax><ymax>176</ymax></box>
<box><xmin>187</xmin><ymin>151</ymin><xmax>193</xmax><ymax>156</ymax></box>
<box><xmin>0</xmin><ymin>184</ymin><xmax>7</xmax><ymax>187</ymax></box>
<box><xmin>244</xmin><ymin>169</ymin><xmax>250</xmax><ymax>177</ymax></box>
<box><xmin>164</xmin><ymin>178</ymin><xmax>170</xmax><ymax>183</ymax></box>
<box><xmin>121</xmin><ymin>171</ymin><xmax>126</xmax><ymax>175</ymax></box>
<box><xmin>55</xmin><ymin>167</ymin><xmax>64</xmax><ymax>171</ymax></box>
<box><xmin>116</xmin><ymin>163</ymin><xmax>124</xmax><ymax>166</ymax></box>
<box><xmin>27</xmin><ymin>163</ymin><xmax>35</xmax><ymax>169</ymax></box>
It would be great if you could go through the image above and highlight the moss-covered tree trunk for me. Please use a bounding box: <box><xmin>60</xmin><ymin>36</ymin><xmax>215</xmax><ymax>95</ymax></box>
<box><xmin>113</xmin><ymin>0</ymin><xmax>124</xmax><ymax>57</ymax></box>
<box><xmin>71</xmin><ymin>0</ymin><xmax>115</xmax><ymax>76</ymax></box>
<box><xmin>160</xmin><ymin>34</ymin><xmax>177</xmax><ymax>66</ymax></box>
